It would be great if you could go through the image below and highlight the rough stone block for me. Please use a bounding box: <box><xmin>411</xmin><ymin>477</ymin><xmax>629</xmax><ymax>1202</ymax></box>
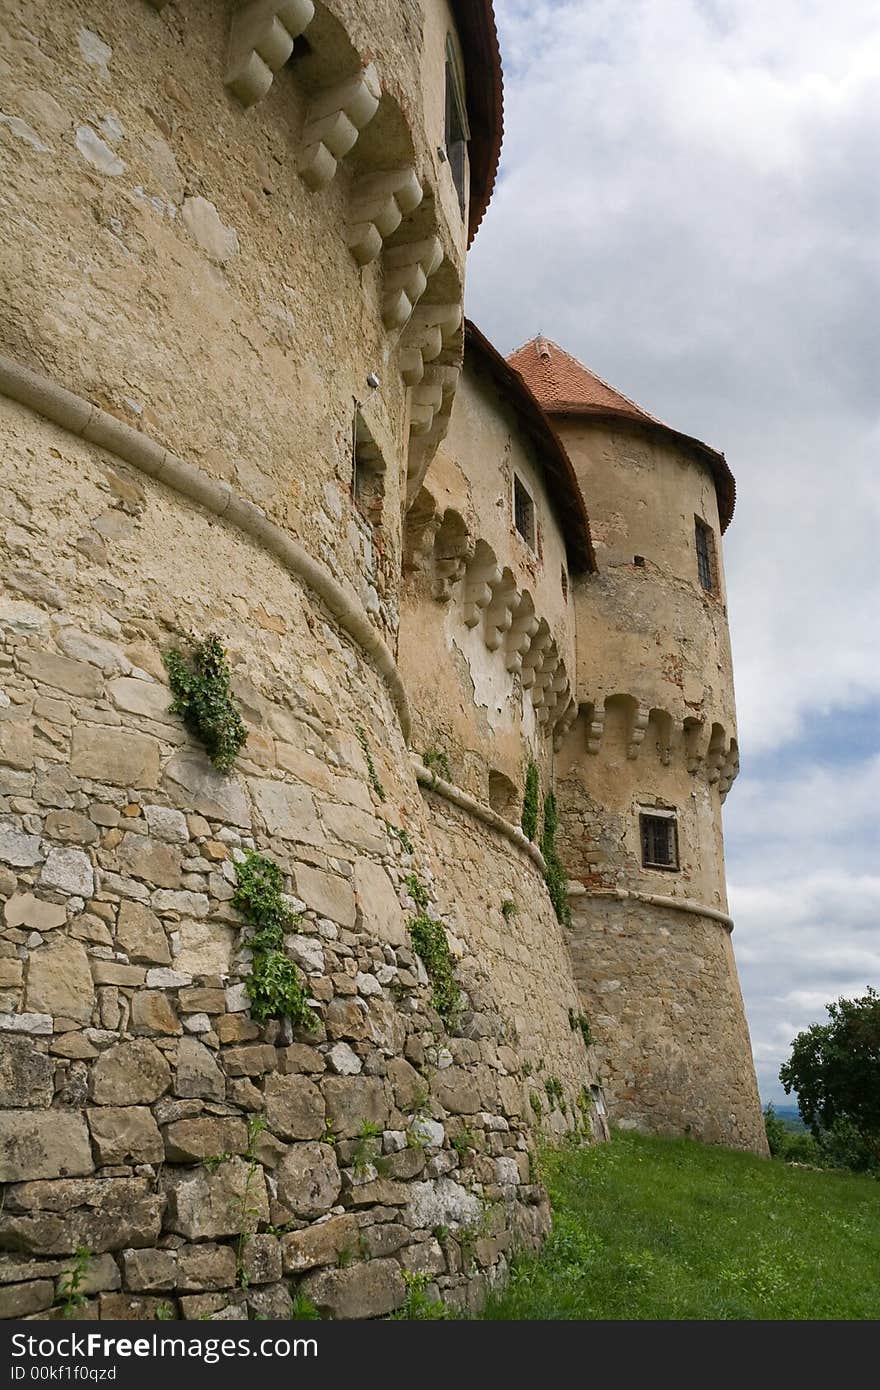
<box><xmin>293</xmin><ymin>863</ymin><xmax>355</xmax><ymax>927</ymax></box>
<box><xmin>121</xmin><ymin>1247</ymin><xmax>176</xmax><ymax>1292</ymax></box>
<box><xmin>117</xmin><ymin>834</ymin><xmax>182</xmax><ymax>889</ymax></box>
<box><xmin>175</xmin><ymin>1243</ymin><xmax>237</xmax><ymax>1292</ymax></box>
<box><xmin>20</xmin><ymin>651</ymin><xmax>102</xmax><ymax>700</ymax></box>
<box><xmin>248</xmin><ymin>779</ymin><xmax>323</xmax><ymax>844</ymax></box>
<box><xmin>275</xmin><ymin>1142</ymin><xmax>341</xmax><ymax>1218</ymax></box>
<box><xmin>165</xmin><ymin>754</ymin><xmax>251</xmax><ymax>827</ymax></box>
<box><xmin>0</xmin><ymin>1112</ymin><xmax>94</xmax><ymax>1182</ymax></box>
<box><xmin>116</xmin><ymin>900</ymin><xmax>171</xmax><ymax>965</ymax></box>
<box><xmin>175</xmin><ymin>1037</ymin><xmax>225</xmax><ymax>1100</ymax></box>
<box><xmin>163</xmin><ymin>1158</ymin><xmax>269</xmax><ymax>1239</ymax></box>
<box><xmin>322</xmin><ymin>1075</ymin><xmax>389</xmax><ymax>1138</ymax></box>
<box><xmin>39</xmin><ymin>847</ymin><xmax>94</xmax><ymax>898</ymax></box>
<box><xmin>130</xmin><ymin>990</ymin><xmax>182</xmax><ymax>1036</ymax></box>
<box><xmin>353</xmin><ymin>857</ymin><xmax>407</xmax><ymax>945</ymax></box>
<box><xmin>0</xmin><ymin>1035</ymin><xmax>54</xmax><ymax>1107</ymax></box>
<box><xmin>4</xmin><ymin>894</ymin><xmax>67</xmax><ymax>931</ymax></box>
<box><xmin>280</xmin><ymin>1213</ymin><xmax>358</xmax><ymax>1273</ymax></box>
<box><xmin>175</xmin><ymin>920</ymin><xmax>235</xmax><ymax>976</ymax></box>
<box><xmin>162</xmin><ymin>1116</ymin><xmax>248</xmax><ymax>1162</ymax></box>
<box><xmin>90</xmin><ymin>1039</ymin><xmax>171</xmax><ymax>1105</ymax></box>
<box><xmin>0</xmin><ymin>1278</ymin><xmax>54</xmax><ymax>1318</ymax></box>
<box><xmin>299</xmin><ymin>1258</ymin><xmax>405</xmax><ymax>1319</ymax></box>
<box><xmin>264</xmin><ymin>1072</ymin><xmax>325</xmax><ymax>1140</ymax></box>
<box><xmin>87</xmin><ymin>1107</ymin><xmax>164</xmax><ymax>1164</ymax></box>
<box><xmin>25</xmin><ymin>939</ymin><xmax>95</xmax><ymax>1022</ymax></box>
<box><xmin>70</xmin><ymin>727</ymin><xmax>160</xmax><ymax>789</ymax></box>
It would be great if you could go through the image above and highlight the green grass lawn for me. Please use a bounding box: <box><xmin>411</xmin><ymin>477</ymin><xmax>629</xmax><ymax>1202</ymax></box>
<box><xmin>483</xmin><ymin>1131</ymin><xmax>880</xmax><ymax>1320</ymax></box>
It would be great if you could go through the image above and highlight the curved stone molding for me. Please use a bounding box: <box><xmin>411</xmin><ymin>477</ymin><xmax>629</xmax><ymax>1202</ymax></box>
<box><xmin>298</xmin><ymin>64</ymin><xmax>381</xmax><ymax>191</ymax></box>
<box><xmin>0</xmin><ymin>353</ymin><xmax>412</xmax><ymax>741</ymax></box>
<box><xmin>411</xmin><ymin>757</ymin><xmax>547</xmax><ymax>876</ymax></box>
<box><xmin>568</xmin><ymin>884</ymin><xmax>734</xmax><ymax>932</ymax></box>
<box><xmin>225</xmin><ymin>0</ymin><xmax>316</xmax><ymax>107</ymax></box>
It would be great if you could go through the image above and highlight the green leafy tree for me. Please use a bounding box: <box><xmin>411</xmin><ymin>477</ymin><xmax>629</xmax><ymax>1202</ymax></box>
<box><xmin>780</xmin><ymin>987</ymin><xmax>880</xmax><ymax>1166</ymax></box>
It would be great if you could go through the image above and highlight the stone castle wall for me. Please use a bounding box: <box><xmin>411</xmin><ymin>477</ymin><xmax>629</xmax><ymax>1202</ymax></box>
<box><xmin>0</xmin><ymin>397</ymin><xmax>600</xmax><ymax>1320</ymax></box>
<box><xmin>565</xmin><ymin>894</ymin><xmax>766</xmax><ymax>1153</ymax></box>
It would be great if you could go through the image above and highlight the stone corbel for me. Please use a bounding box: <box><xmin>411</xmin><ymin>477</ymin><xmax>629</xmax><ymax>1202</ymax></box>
<box><xmin>463</xmin><ymin>548</ymin><xmax>501</xmax><ymax>628</ymax></box>
<box><xmin>719</xmin><ymin>743</ymin><xmax>739</xmax><ymax>802</ymax></box>
<box><xmin>409</xmin><ymin>363</ymin><xmax>459</xmax><ymax>436</ymax></box>
<box><xmin>346</xmin><ymin>169</ymin><xmax>424</xmax><ymax>266</ymax></box>
<box><xmin>536</xmin><ymin>666</ymin><xmax>567</xmax><ymax>724</ymax></box>
<box><xmin>520</xmin><ymin>628</ymin><xmax>552</xmax><ymax>691</ymax></box>
<box><xmin>531</xmin><ymin>646</ymin><xmax>561</xmax><ymax>710</ymax></box>
<box><xmin>399</xmin><ymin>304</ymin><xmax>462</xmax><ymax>384</ymax></box>
<box><xmin>382</xmin><ymin>237</ymin><xmax>443</xmax><ymax>331</ymax></box>
<box><xmin>705</xmin><ymin>727</ymin><xmax>727</xmax><ymax>784</ymax></box>
<box><xmin>683</xmin><ymin>717</ymin><xmax>706</xmax><ymax>774</ymax></box>
<box><xmin>299</xmin><ymin>64</ymin><xmax>381</xmax><ymax>191</ymax></box>
<box><xmin>484</xmin><ymin>573</ymin><xmax>519</xmax><ymax>652</ymax></box>
<box><xmin>505</xmin><ymin>601</ymin><xmax>539</xmax><ymax>675</ymax></box>
<box><xmin>552</xmin><ymin>695</ymin><xmax>578</xmax><ymax>750</ymax></box>
<box><xmin>626</xmin><ymin>703</ymin><xmax>650</xmax><ymax>760</ymax></box>
<box><xmin>225</xmin><ymin>0</ymin><xmax>315</xmax><ymax>107</ymax></box>
<box><xmin>585</xmin><ymin>700</ymin><xmax>606</xmax><ymax>755</ymax></box>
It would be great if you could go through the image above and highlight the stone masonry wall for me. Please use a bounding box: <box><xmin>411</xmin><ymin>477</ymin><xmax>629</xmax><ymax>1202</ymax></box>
<box><xmin>0</xmin><ymin>400</ymin><xmax>596</xmax><ymax>1320</ymax></box>
<box><xmin>566</xmin><ymin>895</ymin><xmax>767</xmax><ymax>1154</ymax></box>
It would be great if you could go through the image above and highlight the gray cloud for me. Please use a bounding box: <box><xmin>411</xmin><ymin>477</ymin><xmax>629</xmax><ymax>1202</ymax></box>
<box><xmin>468</xmin><ymin>0</ymin><xmax>880</xmax><ymax>1104</ymax></box>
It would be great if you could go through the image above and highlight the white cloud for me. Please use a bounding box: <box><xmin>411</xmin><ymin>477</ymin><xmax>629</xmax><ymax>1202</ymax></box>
<box><xmin>469</xmin><ymin>0</ymin><xmax>880</xmax><ymax>1106</ymax></box>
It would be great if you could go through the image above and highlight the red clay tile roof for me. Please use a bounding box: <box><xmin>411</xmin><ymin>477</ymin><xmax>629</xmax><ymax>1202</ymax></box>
<box><xmin>508</xmin><ymin>336</ymin><xmax>736</xmax><ymax>531</ymax></box>
<box><xmin>451</xmin><ymin>2</ymin><xmax>503</xmax><ymax>246</ymax></box>
<box><xmin>466</xmin><ymin>322</ymin><xmax>596</xmax><ymax>572</ymax></box>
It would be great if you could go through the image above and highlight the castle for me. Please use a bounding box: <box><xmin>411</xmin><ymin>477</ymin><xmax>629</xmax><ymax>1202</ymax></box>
<box><xmin>0</xmin><ymin>0</ymin><xmax>765</xmax><ymax>1320</ymax></box>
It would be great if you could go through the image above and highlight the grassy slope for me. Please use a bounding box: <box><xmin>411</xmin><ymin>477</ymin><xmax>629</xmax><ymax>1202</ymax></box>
<box><xmin>484</xmin><ymin>1131</ymin><xmax>880</xmax><ymax>1320</ymax></box>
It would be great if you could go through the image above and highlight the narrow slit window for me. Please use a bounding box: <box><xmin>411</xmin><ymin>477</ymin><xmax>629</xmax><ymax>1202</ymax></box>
<box><xmin>639</xmin><ymin>812</ymin><xmax>679</xmax><ymax>871</ymax></box>
<box><xmin>444</xmin><ymin>37</ymin><xmax>468</xmax><ymax>218</ymax></box>
<box><xmin>694</xmin><ymin>517</ymin><xmax>716</xmax><ymax>592</ymax></box>
<box><xmin>351</xmin><ymin>409</ymin><xmax>385</xmax><ymax>529</ymax></box>
<box><xmin>513</xmin><ymin>475</ymin><xmax>536</xmax><ymax>550</ymax></box>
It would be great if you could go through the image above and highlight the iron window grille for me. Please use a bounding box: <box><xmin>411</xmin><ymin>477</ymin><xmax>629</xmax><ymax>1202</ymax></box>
<box><xmin>513</xmin><ymin>474</ymin><xmax>536</xmax><ymax>550</ymax></box>
<box><xmin>640</xmin><ymin>812</ymin><xmax>679</xmax><ymax>871</ymax></box>
<box><xmin>694</xmin><ymin>517</ymin><xmax>715</xmax><ymax>592</ymax></box>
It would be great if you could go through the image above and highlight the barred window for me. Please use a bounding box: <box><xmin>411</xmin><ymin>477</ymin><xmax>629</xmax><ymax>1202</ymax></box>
<box><xmin>640</xmin><ymin>812</ymin><xmax>679</xmax><ymax>871</ymax></box>
<box><xmin>695</xmin><ymin>517</ymin><xmax>716</xmax><ymax>592</ymax></box>
<box><xmin>513</xmin><ymin>475</ymin><xmax>536</xmax><ymax>550</ymax></box>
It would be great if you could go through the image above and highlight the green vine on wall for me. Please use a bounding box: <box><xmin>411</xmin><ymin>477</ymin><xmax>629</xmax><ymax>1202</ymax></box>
<box><xmin>164</xmin><ymin>635</ymin><xmax>247</xmax><ymax>772</ymax></box>
<box><xmin>541</xmin><ymin>790</ymin><xmax>571</xmax><ymax>927</ymax></box>
<box><xmin>355</xmin><ymin>724</ymin><xmax>386</xmax><ymax>802</ymax></box>
<box><xmin>406</xmin><ymin>874</ymin><xmax>462</xmax><ymax>1030</ymax></box>
<box><xmin>521</xmin><ymin>760</ymin><xmax>540</xmax><ymax>842</ymax></box>
<box><xmin>233</xmin><ymin>850</ymin><xmax>315</xmax><ymax>1029</ymax></box>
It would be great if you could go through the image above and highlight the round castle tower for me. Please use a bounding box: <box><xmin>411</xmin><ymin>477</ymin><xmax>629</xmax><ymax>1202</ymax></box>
<box><xmin>510</xmin><ymin>337</ymin><xmax>766</xmax><ymax>1153</ymax></box>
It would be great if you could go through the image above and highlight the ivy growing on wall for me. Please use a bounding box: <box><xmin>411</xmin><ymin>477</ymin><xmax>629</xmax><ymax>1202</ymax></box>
<box><xmin>164</xmin><ymin>635</ymin><xmax>247</xmax><ymax>772</ymax></box>
<box><xmin>233</xmin><ymin>850</ymin><xmax>315</xmax><ymax>1029</ymax></box>
<box><xmin>541</xmin><ymin>790</ymin><xmax>571</xmax><ymax>927</ymax></box>
<box><xmin>406</xmin><ymin>874</ymin><xmax>462</xmax><ymax>1030</ymax></box>
<box><xmin>521</xmin><ymin>760</ymin><xmax>540</xmax><ymax>841</ymax></box>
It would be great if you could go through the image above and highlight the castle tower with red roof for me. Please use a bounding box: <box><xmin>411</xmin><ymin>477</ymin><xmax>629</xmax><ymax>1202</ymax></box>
<box><xmin>509</xmin><ymin>336</ymin><xmax>765</xmax><ymax>1151</ymax></box>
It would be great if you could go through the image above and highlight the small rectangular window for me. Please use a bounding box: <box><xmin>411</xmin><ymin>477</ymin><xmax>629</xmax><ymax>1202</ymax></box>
<box><xmin>640</xmin><ymin>812</ymin><xmax>679</xmax><ymax>871</ymax></box>
<box><xmin>445</xmin><ymin>38</ymin><xmax>468</xmax><ymax>218</ymax></box>
<box><xmin>513</xmin><ymin>475</ymin><xmax>536</xmax><ymax>550</ymax></box>
<box><xmin>694</xmin><ymin>517</ymin><xmax>716</xmax><ymax>592</ymax></box>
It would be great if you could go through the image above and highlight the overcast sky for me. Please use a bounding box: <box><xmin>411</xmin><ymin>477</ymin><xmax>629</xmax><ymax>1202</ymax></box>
<box><xmin>467</xmin><ymin>0</ymin><xmax>880</xmax><ymax>1104</ymax></box>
